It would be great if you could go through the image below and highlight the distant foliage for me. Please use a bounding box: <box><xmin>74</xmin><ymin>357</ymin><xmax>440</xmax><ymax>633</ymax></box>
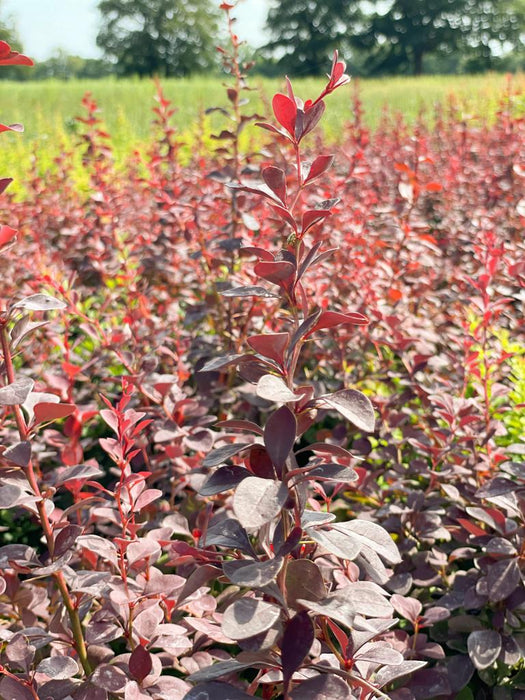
<box><xmin>263</xmin><ymin>0</ymin><xmax>361</xmax><ymax>76</ymax></box>
<box><xmin>96</xmin><ymin>0</ymin><xmax>221</xmax><ymax>77</ymax></box>
<box><xmin>264</xmin><ymin>0</ymin><xmax>525</xmax><ymax>76</ymax></box>
<box><xmin>353</xmin><ymin>0</ymin><xmax>525</xmax><ymax>75</ymax></box>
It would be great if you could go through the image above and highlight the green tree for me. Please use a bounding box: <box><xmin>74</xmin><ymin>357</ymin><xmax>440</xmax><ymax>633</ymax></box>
<box><xmin>263</xmin><ymin>0</ymin><xmax>362</xmax><ymax>76</ymax></box>
<box><xmin>0</xmin><ymin>6</ymin><xmax>29</xmax><ymax>80</ymax></box>
<box><xmin>354</xmin><ymin>0</ymin><xmax>525</xmax><ymax>76</ymax></box>
<box><xmin>96</xmin><ymin>0</ymin><xmax>220</xmax><ymax>77</ymax></box>
<box><xmin>31</xmin><ymin>50</ymin><xmax>114</xmax><ymax>80</ymax></box>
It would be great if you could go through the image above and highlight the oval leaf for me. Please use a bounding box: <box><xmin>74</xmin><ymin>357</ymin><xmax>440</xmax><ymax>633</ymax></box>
<box><xmin>37</xmin><ymin>656</ymin><xmax>79</xmax><ymax>680</ymax></box>
<box><xmin>318</xmin><ymin>389</ymin><xmax>375</xmax><ymax>432</ymax></box>
<box><xmin>199</xmin><ymin>466</ymin><xmax>252</xmax><ymax>496</ymax></box>
<box><xmin>257</xmin><ymin>374</ymin><xmax>302</xmax><ymax>403</ymax></box>
<box><xmin>281</xmin><ymin>611</ymin><xmax>314</xmax><ymax>684</ymax></box>
<box><xmin>467</xmin><ymin>630</ymin><xmax>502</xmax><ymax>670</ymax></box>
<box><xmin>486</xmin><ymin>558</ymin><xmax>521</xmax><ymax>602</ymax></box>
<box><xmin>233</xmin><ymin>477</ymin><xmax>288</xmax><ymax>528</ymax></box>
<box><xmin>272</xmin><ymin>93</ymin><xmax>297</xmax><ymax>136</ymax></box>
<box><xmin>290</xmin><ymin>674</ymin><xmax>351</xmax><ymax>699</ymax></box>
<box><xmin>0</xmin><ymin>224</ymin><xmax>17</xmax><ymax>247</ymax></box>
<box><xmin>286</xmin><ymin>559</ymin><xmax>326</xmax><ymax>608</ymax></box>
<box><xmin>203</xmin><ymin>518</ymin><xmax>256</xmax><ymax>556</ymax></box>
<box><xmin>223</xmin><ymin>557</ymin><xmax>283</xmax><ymax>588</ymax></box>
<box><xmin>12</xmin><ymin>294</ymin><xmax>66</xmax><ymax>312</ymax></box>
<box><xmin>222</xmin><ymin>598</ymin><xmax>281</xmax><ymax>640</ymax></box>
<box><xmin>221</xmin><ymin>286</ymin><xmax>278</xmax><ymax>299</ymax></box>
<box><xmin>254</xmin><ymin>260</ymin><xmax>295</xmax><ymax>284</ymax></box>
<box><xmin>262</xmin><ymin>166</ymin><xmax>287</xmax><ymax>204</ymax></box>
<box><xmin>2</xmin><ymin>441</ymin><xmax>31</xmax><ymax>467</ymax></box>
<box><xmin>33</xmin><ymin>402</ymin><xmax>76</xmax><ymax>425</ymax></box>
<box><xmin>247</xmin><ymin>333</ymin><xmax>289</xmax><ymax>365</ymax></box>
<box><xmin>0</xmin><ymin>377</ymin><xmax>34</xmax><ymax>406</ymax></box>
<box><xmin>333</xmin><ymin>520</ymin><xmax>401</xmax><ymax>565</ymax></box>
<box><xmin>129</xmin><ymin>644</ymin><xmax>152</xmax><ymax>682</ymax></box>
<box><xmin>308</xmin><ymin>310</ymin><xmax>369</xmax><ymax>334</ymax></box>
<box><xmin>307</xmin><ymin>526</ymin><xmax>362</xmax><ymax>562</ymax></box>
<box><xmin>0</xmin><ymin>484</ymin><xmax>22</xmax><ymax>509</ymax></box>
<box><xmin>264</xmin><ymin>405</ymin><xmax>296</xmax><ymax>469</ymax></box>
<box><xmin>298</xmin><ymin>463</ymin><xmax>358</xmax><ymax>484</ymax></box>
<box><xmin>203</xmin><ymin>443</ymin><xmax>251</xmax><ymax>468</ymax></box>
<box><xmin>303</xmin><ymin>154</ymin><xmax>334</xmax><ymax>185</ymax></box>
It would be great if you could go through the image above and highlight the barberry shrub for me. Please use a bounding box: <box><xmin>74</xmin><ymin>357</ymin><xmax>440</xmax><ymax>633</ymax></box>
<box><xmin>0</xmin><ymin>6</ymin><xmax>523</xmax><ymax>699</ymax></box>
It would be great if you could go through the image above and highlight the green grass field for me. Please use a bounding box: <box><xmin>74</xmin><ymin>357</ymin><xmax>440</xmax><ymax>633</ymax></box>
<box><xmin>2</xmin><ymin>72</ymin><xmax>524</xmax><ymax>189</ymax></box>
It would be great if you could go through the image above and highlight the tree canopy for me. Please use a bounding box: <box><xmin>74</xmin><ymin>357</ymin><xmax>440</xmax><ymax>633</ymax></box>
<box><xmin>264</xmin><ymin>0</ymin><xmax>525</xmax><ymax>76</ymax></box>
<box><xmin>96</xmin><ymin>0</ymin><xmax>221</xmax><ymax>77</ymax></box>
<box><xmin>352</xmin><ymin>0</ymin><xmax>525</xmax><ymax>75</ymax></box>
<box><xmin>263</xmin><ymin>0</ymin><xmax>362</xmax><ymax>76</ymax></box>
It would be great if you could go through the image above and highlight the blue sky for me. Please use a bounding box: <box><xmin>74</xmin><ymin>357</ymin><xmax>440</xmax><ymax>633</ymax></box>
<box><xmin>2</xmin><ymin>0</ymin><xmax>269</xmax><ymax>60</ymax></box>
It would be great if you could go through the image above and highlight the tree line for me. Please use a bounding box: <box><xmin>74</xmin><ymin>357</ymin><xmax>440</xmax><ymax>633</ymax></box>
<box><xmin>2</xmin><ymin>0</ymin><xmax>525</xmax><ymax>80</ymax></box>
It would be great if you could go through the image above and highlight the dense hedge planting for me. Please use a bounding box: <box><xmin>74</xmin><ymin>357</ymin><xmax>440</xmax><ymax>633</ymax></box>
<box><xmin>0</xmin><ymin>17</ymin><xmax>524</xmax><ymax>700</ymax></box>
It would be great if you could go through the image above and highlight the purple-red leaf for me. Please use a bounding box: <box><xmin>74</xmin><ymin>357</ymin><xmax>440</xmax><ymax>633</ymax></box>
<box><xmin>281</xmin><ymin>611</ymin><xmax>314</xmax><ymax>685</ymax></box>
<box><xmin>246</xmin><ymin>444</ymin><xmax>275</xmax><ymax>479</ymax></box>
<box><xmin>12</xmin><ymin>293</ymin><xmax>66</xmax><ymax>311</ymax></box>
<box><xmin>301</xmin><ymin>208</ymin><xmax>332</xmax><ymax>235</ymax></box>
<box><xmin>272</xmin><ymin>93</ymin><xmax>297</xmax><ymax>137</ymax></box>
<box><xmin>203</xmin><ymin>518</ymin><xmax>256</xmax><ymax>556</ymax></box>
<box><xmin>0</xmin><ymin>122</ymin><xmax>24</xmax><ymax>134</ymax></box>
<box><xmin>240</xmin><ymin>245</ymin><xmax>274</xmax><ymax>260</ymax></box>
<box><xmin>223</xmin><ymin>557</ymin><xmax>283</xmax><ymax>588</ymax></box>
<box><xmin>37</xmin><ymin>655</ymin><xmax>79</xmax><ymax>680</ymax></box>
<box><xmin>248</xmin><ymin>332</ymin><xmax>289</xmax><ymax>365</ymax></box>
<box><xmin>257</xmin><ymin>374</ymin><xmax>302</xmax><ymax>403</ymax></box>
<box><xmin>222</xmin><ymin>598</ymin><xmax>281</xmax><ymax>640</ymax></box>
<box><xmin>304</xmin><ymin>154</ymin><xmax>334</xmax><ymax>185</ymax></box>
<box><xmin>317</xmin><ymin>389</ymin><xmax>375</xmax><ymax>433</ymax></box>
<box><xmin>215</xmin><ymin>419</ymin><xmax>264</xmax><ymax>435</ymax></box>
<box><xmin>262</xmin><ymin>165</ymin><xmax>287</xmax><ymax>204</ymax></box>
<box><xmin>232</xmin><ymin>476</ymin><xmax>288</xmax><ymax>528</ymax></box>
<box><xmin>307</xmin><ymin>310</ymin><xmax>369</xmax><ymax>335</ymax></box>
<box><xmin>54</xmin><ymin>525</ymin><xmax>83</xmax><ymax>559</ymax></box>
<box><xmin>301</xmin><ymin>100</ymin><xmax>326</xmax><ymax>139</ymax></box>
<box><xmin>264</xmin><ymin>405</ymin><xmax>296</xmax><ymax>469</ymax></box>
<box><xmin>391</xmin><ymin>594</ymin><xmax>422</xmax><ymax>624</ymax></box>
<box><xmin>202</xmin><ymin>442</ymin><xmax>251</xmax><ymax>468</ymax></box>
<box><xmin>298</xmin><ymin>463</ymin><xmax>358</xmax><ymax>484</ymax></box>
<box><xmin>183</xmin><ymin>682</ymin><xmax>253</xmax><ymax>700</ymax></box>
<box><xmin>3</xmin><ymin>441</ymin><xmax>31</xmax><ymax>467</ymax></box>
<box><xmin>0</xmin><ymin>41</ymin><xmax>33</xmax><ymax>66</ymax></box>
<box><xmin>333</xmin><ymin>519</ymin><xmax>401</xmax><ymax>565</ymax></box>
<box><xmin>199</xmin><ymin>465</ymin><xmax>252</xmax><ymax>496</ymax></box>
<box><xmin>129</xmin><ymin>644</ymin><xmax>152</xmax><ymax>683</ymax></box>
<box><xmin>467</xmin><ymin>630</ymin><xmax>501</xmax><ymax>670</ymax></box>
<box><xmin>289</xmin><ymin>674</ymin><xmax>351</xmax><ymax>699</ymax></box>
<box><xmin>199</xmin><ymin>353</ymin><xmax>245</xmax><ymax>373</ymax></box>
<box><xmin>33</xmin><ymin>402</ymin><xmax>76</xmax><ymax>425</ymax></box>
<box><xmin>269</xmin><ymin>203</ymin><xmax>298</xmax><ymax>231</ymax></box>
<box><xmin>486</xmin><ymin>558</ymin><xmax>521</xmax><ymax>601</ymax></box>
<box><xmin>286</xmin><ymin>559</ymin><xmax>326</xmax><ymax>608</ymax></box>
<box><xmin>254</xmin><ymin>260</ymin><xmax>295</xmax><ymax>284</ymax></box>
<box><xmin>0</xmin><ymin>376</ymin><xmax>34</xmax><ymax>406</ymax></box>
<box><xmin>221</xmin><ymin>285</ymin><xmax>278</xmax><ymax>299</ymax></box>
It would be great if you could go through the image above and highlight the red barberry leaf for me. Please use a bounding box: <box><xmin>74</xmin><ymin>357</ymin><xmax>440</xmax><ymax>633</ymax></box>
<box><xmin>272</xmin><ymin>93</ymin><xmax>297</xmax><ymax>137</ymax></box>
<box><xmin>262</xmin><ymin>166</ymin><xmax>287</xmax><ymax>204</ymax></box>
<box><xmin>129</xmin><ymin>644</ymin><xmax>152</xmax><ymax>683</ymax></box>
<box><xmin>247</xmin><ymin>333</ymin><xmax>289</xmax><ymax>365</ymax></box>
